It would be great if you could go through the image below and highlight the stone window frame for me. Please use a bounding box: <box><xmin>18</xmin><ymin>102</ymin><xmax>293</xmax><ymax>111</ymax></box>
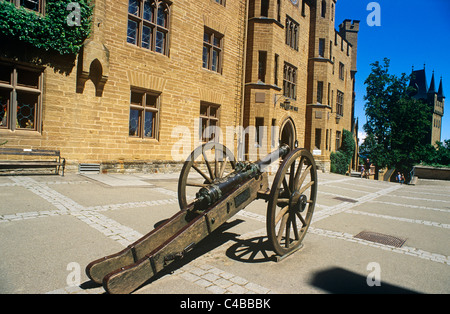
<box><xmin>339</xmin><ymin>62</ymin><xmax>345</xmax><ymax>80</ymax></box>
<box><xmin>317</xmin><ymin>81</ymin><xmax>324</xmax><ymax>104</ymax></box>
<box><xmin>8</xmin><ymin>0</ymin><xmax>45</xmax><ymax>15</ymax></box>
<box><xmin>285</xmin><ymin>15</ymin><xmax>299</xmax><ymax>51</ymax></box>
<box><xmin>128</xmin><ymin>88</ymin><xmax>161</xmax><ymax>140</ymax></box>
<box><xmin>336</xmin><ymin>90</ymin><xmax>344</xmax><ymax>117</ymax></box>
<box><xmin>212</xmin><ymin>0</ymin><xmax>226</xmax><ymax>6</ymax></box>
<box><xmin>0</xmin><ymin>61</ymin><xmax>44</xmax><ymax>133</ymax></box>
<box><xmin>126</xmin><ymin>0</ymin><xmax>171</xmax><ymax>56</ymax></box>
<box><xmin>318</xmin><ymin>38</ymin><xmax>325</xmax><ymax>57</ymax></box>
<box><xmin>335</xmin><ymin>130</ymin><xmax>341</xmax><ymax>150</ymax></box>
<box><xmin>199</xmin><ymin>102</ymin><xmax>220</xmax><ymax>142</ymax></box>
<box><xmin>283</xmin><ymin>62</ymin><xmax>297</xmax><ymax>100</ymax></box>
<box><xmin>202</xmin><ymin>27</ymin><xmax>224</xmax><ymax>74</ymax></box>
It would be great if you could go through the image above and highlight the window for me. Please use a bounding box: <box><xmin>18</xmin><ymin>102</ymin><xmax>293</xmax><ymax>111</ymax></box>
<box><xmin>129</xmin><ymin>90</ymin><xmax>160</xmax><ymax>139</ymax></box>
<box><xmin>339</xmin><ymin>62</ymin><xmax>345</xmax><ymax>80</ymax></box>
<box><xmin>214</xmin><ymin>0</ymin><xmax>226</xmax><ymax>6</ymax></box>
<box><xmin>200</xmin><ymin>103</ymin><xmax>220</xmax><ymax>142</ymax></box>
<box><xmin>321</xmin><ymin>0</ymin><xmax>326</xmax><ymax>18</ymax></box>
<box><xmin>127</xmin><ymin>0</ymin><xmax>170</xmax><ymax>55</ymax></box>
<box><xmin>335</xmin><ymin>130</ymin><xmax>341</xmax><ymax>150</ymax></box>
<box><xmin>203</xmin><ymin>28</ymin><xmax>223</xmax><ymax>73</ymax></box>
<box><xmin>283</xmin><ymin>63</ymin><xmax>297</xmax><ymax>100</ymax></box>
<box><xmin>0</xmin><ymin>63</ymin><xmax>43</xmax><ymax>131</ymax></box>
<box><xmin>9</xmin><ymin>0</ymin><xmax>45</xmax><ymax>14</ymax></box>
<box><xmin>274</xmin><ymin>54</ymin><xmax>279</xmax><ymax>86</ymax></box>
<box><xmin>329</xmin><ymin>40</ymin><xmax>333</xmax><ymax>59</ymax></box>
<box><xmin>285</xmin><ymin>16</ymin><xmax>299</xmax><ymax>50</ymax></box>
<box><xmin>336</xmin><ymin>90</ymin><xmax>344</xmax><ymax>116</ymax></box>
<box><xmin>329</xmin><ymin>128</ymin><xmax>332</xmax><ymax>150</ymax></box>
<box><xmin>318</xmin><ymin>38</ymin><xmax>325</xmax><ymax>57</ymax></box>
<box><xmin>271</xmin><ymin>119</ymin><xmax>277</xmax><ymax>148</ymax></box>
<box><xmin>327</xmin><ymin>82</ymin><xmax>331</xmax><ymax>106</ymax></box>
<box><xmin>258</xmin><ymin>51</ymin><xmax>267</xmax><ymax>83</ymax></box>
<box><xmin>261</xmin><ymin>0</ymin><xmax>269</xmax><ymax>17</ymax></box>
<box><xmin>315</xmin><ymin>129</ymin><xmax>322</xmax><ymax>150</ymax></box>
<box><xmin>317</xmin><ymin>81</ymin><xmax>323</xmax><ymax>104</ymax></box>
<box><xmin>276</xmin><ymin>0</ymin><xmax>281</xmax><ymax>22</ymax></box>
<box><xmin>255</xmin><ymin>117</ymin><xmax>264</xmax><ymax>146</ymax></box>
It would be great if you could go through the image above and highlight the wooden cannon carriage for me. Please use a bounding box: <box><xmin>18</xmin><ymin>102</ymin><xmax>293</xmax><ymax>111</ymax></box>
<box><xmin>86</xmin><ymin>143</ymin><xmax>318</xmax><ymax>294</ymax></box>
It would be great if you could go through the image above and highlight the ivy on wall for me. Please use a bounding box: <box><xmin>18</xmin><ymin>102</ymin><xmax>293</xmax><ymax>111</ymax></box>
<box><xmin>0</xmin><ymin>0</ymin><xmax>93</xmax><ymax>55</ymax></box>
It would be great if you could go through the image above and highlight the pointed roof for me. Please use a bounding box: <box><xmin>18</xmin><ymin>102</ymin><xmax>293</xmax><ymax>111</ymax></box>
<box><xmin>409</xmin><ymin>69</ymin><xmax>428</xmax><ymax>100</ymax></box>
<box><xmin>438</xmin><ymin>77</ymin><xmax>445</xmax><ymax>99</ymax></box>
<box><xmin>428</xmin><ymin>71</ymin><xmax>436</xmax><ymax>94</ymax></box>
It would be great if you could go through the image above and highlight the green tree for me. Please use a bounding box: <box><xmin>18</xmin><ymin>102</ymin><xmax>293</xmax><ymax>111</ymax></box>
<box><xmin>420</xmin><ymin>140</ymin><xmax>450</xmax><ymax>167</ymax></box>
<box><xmin>362</xmin><ymin>58</ymin><xmax>431</xmax><ymax>178</ymax></box>
<box><xmin>330</xmin><ymin>129</ymin><xmax>355</xmax><ymax>175</ymax></box>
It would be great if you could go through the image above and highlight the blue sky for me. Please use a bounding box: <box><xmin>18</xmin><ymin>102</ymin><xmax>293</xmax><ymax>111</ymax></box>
<box><xmin>335</xmin><ymin>0</ymin><xmax>450</xmax><ymax>142</ymax></box>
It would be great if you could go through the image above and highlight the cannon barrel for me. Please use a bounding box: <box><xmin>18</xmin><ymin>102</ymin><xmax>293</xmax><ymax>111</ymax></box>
<box><xmin>194</xmin><ymin>145</ymin><xmax>290</xmax><ymax>210</ymax></box>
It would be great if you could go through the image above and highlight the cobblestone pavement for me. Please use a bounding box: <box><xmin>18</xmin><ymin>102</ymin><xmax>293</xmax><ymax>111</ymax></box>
<box><xmin>0</xmin><ymin>172</ymin><xmax>449</xmax><ymax>294</ymax></box>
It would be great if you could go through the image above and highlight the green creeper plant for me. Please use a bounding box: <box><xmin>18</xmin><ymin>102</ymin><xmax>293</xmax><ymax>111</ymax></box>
<box><xmin>0</xmin><ymin>0</ymin><xmax>93</xmax><ymax>55</ymax></box>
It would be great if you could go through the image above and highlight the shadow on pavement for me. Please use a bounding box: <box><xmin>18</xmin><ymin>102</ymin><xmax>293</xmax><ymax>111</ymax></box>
<box><xmin>309</xmin><ymin>267</ymin><xmax>421</xmax><ymax>294</ymax></box>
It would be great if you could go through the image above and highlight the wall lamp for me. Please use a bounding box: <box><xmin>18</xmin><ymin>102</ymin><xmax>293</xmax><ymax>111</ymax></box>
<box><xmin>273</xmin><ymin>94</ymin><xmax>298</xmax><ymax>112</ymax></box>
<box><xmin>273</xmin><ymin>94</ymin><xmax>291</xmax><ymax>108</ymax></box>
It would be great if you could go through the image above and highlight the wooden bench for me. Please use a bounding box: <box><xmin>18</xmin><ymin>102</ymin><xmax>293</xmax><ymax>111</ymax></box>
<box><xmin>0</xmin><ymin>148</ymin><xmax>66</xmax><ymax>176</ymax></box>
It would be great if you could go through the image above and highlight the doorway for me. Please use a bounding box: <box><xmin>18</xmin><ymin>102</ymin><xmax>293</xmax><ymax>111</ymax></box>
<box><xmin>280</xmin><ymin>118</ymin><xmax>296</xmax><ymax>149</ymax></box>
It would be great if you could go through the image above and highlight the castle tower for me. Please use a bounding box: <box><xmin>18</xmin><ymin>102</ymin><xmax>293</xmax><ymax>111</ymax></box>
<box><xmin>305</xmin><ymin>0</ymin><xmax>359</xmax><ymax>171</ymax></box>
<box><xmin>410</xmin><ymin>68</ymin><xmax>445</xmax><ymax>146</ymax></box>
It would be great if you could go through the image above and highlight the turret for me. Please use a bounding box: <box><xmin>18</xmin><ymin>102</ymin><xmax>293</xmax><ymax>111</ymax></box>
<box><xmin>438</xmin><ymin>77</ymin><xmax>445</xmax><ymax>100</ymax></box>
<box><xmin>428</xmin><ymin>71</ymin><xmax>436</xmax><ymax>94</ymax></box>
<box><xmin>338</xmin><ymin>19</ymin><xmax>360</xmax><ymax>72</ymax></box>
<box><xmin>409</xmin><ymin>68</ymin><xmax>428</xmax><ymax>100</ymax></box>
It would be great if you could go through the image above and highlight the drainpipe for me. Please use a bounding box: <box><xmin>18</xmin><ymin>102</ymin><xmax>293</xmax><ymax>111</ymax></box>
<box><xmin>238</xmin><ymin>0</ymin><xmax>249</xmax><ymax>161</ymax></box>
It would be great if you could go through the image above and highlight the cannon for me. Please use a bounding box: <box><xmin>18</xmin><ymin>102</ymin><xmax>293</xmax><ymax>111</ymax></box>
<box><xmin>86</xmin><ymin>143</ymin><xmax>318</xmax><ymax>294</ymax></box>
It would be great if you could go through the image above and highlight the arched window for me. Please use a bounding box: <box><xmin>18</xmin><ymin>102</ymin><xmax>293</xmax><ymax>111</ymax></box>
<box><xmin>285</xmin><ymin>16</ymin><xmax>299</xmax><ymax>50</ymax></box>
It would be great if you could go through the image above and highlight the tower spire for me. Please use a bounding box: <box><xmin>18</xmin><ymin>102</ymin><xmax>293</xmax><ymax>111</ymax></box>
<box><xmin>428</xmin><ymin>70</ymin><xmax>436</xmax><ymax>94</ymax></box>
<box><xmin>438</xmin><ymin>76</ymin><xmax>445</xmax><ymax>99</ymax></box>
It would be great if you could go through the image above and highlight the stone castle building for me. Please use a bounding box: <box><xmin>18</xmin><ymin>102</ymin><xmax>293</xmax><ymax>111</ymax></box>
<box><xmin>409</xmin><ymin>67</ymin><xmax>445</xmax><ymax>146</ymax></box>
<box><xmin>0</xmin><ymin>0</ymin><xmax>359</xmax><ymax>173</ymax></box>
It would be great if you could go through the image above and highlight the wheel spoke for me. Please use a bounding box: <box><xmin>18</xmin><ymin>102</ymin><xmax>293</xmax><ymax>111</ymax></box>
<box><xmin>192</xmin><ymin>164</ymin><xmax>213</xmax><ymax>184</ymax></box>
<box><xmin>276</xmin><ymin>198</ymin><xmax>290</xmax><ymax>207</ymax></box>
<box><xmin>291</xmin><ymin>213</ymin><xmax>299</xmax><ymax>240</ymax></box>
<box><xmin>293</xmin><ymin>157</ymin><xmax>305</xmax><ymax>184</ymax></box>
<box><xmin>298</xmin><ymin>180</ymin><xmax>315</xmax><ymax>195</ymax></box>
<box><xmin>282</xmin><ymin>177</ymin><xmax>291</xmax><ymax>195</ymax></box>
<box><xmin>277</xmin><ymin>213</ymin><xmax>289</xmax><ymax>243</ymax></box>
<box><xmin>202</xmin><ymin>151</ymin><xmax>215</xmax><ymax>180</ymax></box>
<box><xmin>296</xmin><ymin>165</ymin><xmax>312</xmax><ymax>191</ymax></box>
<box><xmin>285</xmin><ymin>217</ymin><xmax>291</xmax><ymax>248</ymax></box>
<box><xmin>186</xmin><ymin>181</ymin><xmax>208</xmax><ymax>188</ymax></box>
<box><xmin>219</xmin><ymin>158</ymin><xmax>228</xmax><ymax>178</ymax></box>
<box><xmin>275</xmin><ymin>205</ymin><xmax>289</xmax><ymax>225</ymax></box>
<box><xmin>295</xmin><ymin>211</ymin><xmax>307</xmax><ymax>227</ymax></box>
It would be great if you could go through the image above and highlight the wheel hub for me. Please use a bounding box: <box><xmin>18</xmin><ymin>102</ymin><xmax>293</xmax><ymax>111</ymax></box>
<box><xmin>289</xmin><ymin>191</ymin><xmax>308</xmax><ymax>213</ymax></box>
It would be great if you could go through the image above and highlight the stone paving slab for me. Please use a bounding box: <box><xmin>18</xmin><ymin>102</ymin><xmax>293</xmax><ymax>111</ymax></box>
<box><xmin>0</xmin><ymin>172</ymin><xmax>449</xmax><ymax>295</ymax></box>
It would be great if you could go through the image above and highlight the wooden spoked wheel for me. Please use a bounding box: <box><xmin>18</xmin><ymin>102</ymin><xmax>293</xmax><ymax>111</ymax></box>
<box><xmin>266</xmin><ymin>148</ymin><xmax>318</xmax><ymax>256</ymax></box>
<box><xmin>178</xmin><ymin>142</ymin><xmax>236</xmax><ymax>210</ymax></box>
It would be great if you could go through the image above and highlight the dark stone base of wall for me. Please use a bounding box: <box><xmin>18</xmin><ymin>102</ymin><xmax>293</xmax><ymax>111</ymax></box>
<box><xmin>413</xmin><ymin>165</ymin><xmax>450</xmax><ymax>181</ymax></box>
